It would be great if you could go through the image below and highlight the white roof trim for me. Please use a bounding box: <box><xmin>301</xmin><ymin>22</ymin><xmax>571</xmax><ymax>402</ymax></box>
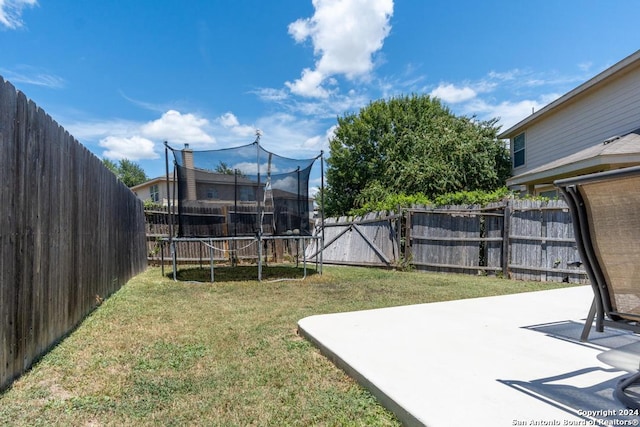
<box><xmin>130</xmin><ymin>175</ymin><xmax>175</xmax><ymax>191</ymax></box>
<box><xmin>507</xmin><ymin>154</ymin><xmax>640</xmax><ymax>186</ymax></box>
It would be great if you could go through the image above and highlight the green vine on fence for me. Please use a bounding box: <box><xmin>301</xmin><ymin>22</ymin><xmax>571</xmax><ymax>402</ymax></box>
<box><xmin>348</xmin><ymin>187</ymin><xmax>527</xmax><ymax>216</ymax></box>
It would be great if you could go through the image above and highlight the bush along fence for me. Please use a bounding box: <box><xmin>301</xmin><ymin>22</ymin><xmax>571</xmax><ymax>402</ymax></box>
<box><xmin>0</xmin><ymin>77</ymin><xmax>148</xmax><ymax>391</ymax></box>
<box><xmin>304</xmin><ymin>199</ymin><xmax>587</xmax><ymax>283</ymax></box>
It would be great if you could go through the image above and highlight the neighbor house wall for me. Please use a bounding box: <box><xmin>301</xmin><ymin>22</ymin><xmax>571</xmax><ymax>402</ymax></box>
<box><xmin>510</xmin><ymin>58</ymin><xmax>640</xmax><ymax>177</ymax></box>
<box><xmin>132</xmin><ymin>177</ymin><xmax>175</xmax><ymax>206</ymax></box>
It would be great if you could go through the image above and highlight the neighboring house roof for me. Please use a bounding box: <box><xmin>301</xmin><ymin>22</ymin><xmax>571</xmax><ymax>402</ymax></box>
<box><xmin>507</xmin><ymin>128</ymin><xmax>640</xmax><ymax>187</ymax></box>
<box><xmin>498</xmin><ymin>50</ymin><xmax>640</xmax><ymax>140</ymax></box>
<box><xmin>130</xmin><ymin>175</ymin><xmax>174</xmax><ymax>192</ymax></box>
<box><xmin>132</xmin><ymin>169</ymin><xmax>314</xmax><ymax>201</ymax></box>
<box><xmin>192</xmin><ymin>168</ymin><xmax>256</xmax><ymax>185</ymax></box>
<box><xmin>130</xmin><ymin>169</ymin><xmax>255</xmax><ymax>191</ymax></box>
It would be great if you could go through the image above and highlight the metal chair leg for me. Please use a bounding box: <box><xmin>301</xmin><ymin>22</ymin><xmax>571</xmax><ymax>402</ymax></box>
<box><xmin>581</xmin><ymin>298</ymin><xmax>597</xmax><ymax>342</ymax></box>
<box><xmin>614</xmin><ymin>371</ymin><xmax>640</xmax><ymax>410</ymax></box>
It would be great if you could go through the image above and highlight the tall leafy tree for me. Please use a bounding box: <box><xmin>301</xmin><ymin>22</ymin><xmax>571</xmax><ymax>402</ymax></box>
<box><xmin>102</xmin><ymin>159</ymin><xmax>118</xmax><ymax>176</ymax></box>
<box><xmin>325</xmin><ymin>94</ymin><xmax>510</xmax><ymax>216</ymax></box>
<box><xmin>102</xmin><ymin>158</ymin><xmax>148</xmax><ymax>187</ymax></box>
<box><xmin>214</xmin><ymin>161</ymin><xmax>245</xmax><ymax>177</ymax></box>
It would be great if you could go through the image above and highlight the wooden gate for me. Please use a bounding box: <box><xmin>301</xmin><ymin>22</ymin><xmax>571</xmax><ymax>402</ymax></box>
<box><xmin>306</xmin><ymin>211</ymin><xmax>400</xmax><ymax>267</ymax></box>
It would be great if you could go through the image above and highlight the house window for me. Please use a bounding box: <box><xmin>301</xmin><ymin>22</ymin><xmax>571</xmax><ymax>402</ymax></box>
<box><xmin>239</xmin><ymin>186</ymin><xmax>254</xmax><ymax>201</ymax></box>
<box><xmin>513</xmin><ymin>133</ymin><xmax>525</xmax><ymax>168</ymax></box>
<box><xmin>538</xmin><ymin>189</ymin><xmax>558</xmax><ymax>199</ymax></box>
<box><xmin>206</xmin><ymin>187</ymin><xmax>218</xmax><ymax>199</ymax></box>
<box><xmin>150</xmin><ymin>184</ymin><xmax>160</xmax><ymax>203</ymax></box>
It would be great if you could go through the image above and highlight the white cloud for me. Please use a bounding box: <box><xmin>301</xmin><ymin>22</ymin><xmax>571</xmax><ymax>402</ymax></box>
<box><xmin>0</xmin><ymin>66</ymin><xmax>64</xmax><ymax>88</ymax></box>
<box><xmin>0</xmin><ymin>0</ymin><xmax>37</xmax><ymax>29</ymax></box>
<box><xmin>231</xmin><ymin>161</ymin><xmax>281</xmax><ymax>176</ymax></box>
<box><xmin>430</xmin><ymin>83</ymin><xmax>477</xmax><ymax>104</ymax></box>
<box><xmin>65</xmin><ymin>109</ymin><xmax>216</xmax><ymax>161</ymax></box>
<box><xmin>219</xmin><ymin>112</ymin><xmax>239</xmax><ymax>127</ymax></box>
<box><xmin>539</xmin><ymin>92</ymin><xmax>563</xmax><ymax>105</ymax></box>
<box><xmin>302</xmin><ymin>135</ymin><xmax>323</xmax><ymax>150</ymax></box>
<box><xmin>303</xmin><ymin>125</ymin><xmax>336</xmax><ymax>151</ymax></box>
<box><xmin>251</xmin><ymin>113</ymin><xmax>329</xmax><ymax>158</ymax></box>
<box><xmin>286</xmin><ymin>68</ymin><xmax>331</xmax><ymax>98</ymax></box>
<box><xmin>462</xmin><ymin>98</ymin><xmax>548</xmax><ymax>131</ymax></box>
<box><xmin>119</xmin><ymin>90</ymin><xmax>168</xmax><ymax>113</ymax></box>
<box><xmin>59</xmin><ymin>101</ymin><xmax>330</xmax><ymax>181</ymax></box>
<box><xmin>65</xmin><ymin>118</ymin><xmax>142</xmax><ymax>141</ymax></box>
<box><xmin>426</xmin><ymin>66</ymin><xmax>589</xmax><ymax>132</ymax></box>
<box><xmin>578</xmin><ymin>61</ymin><xmax>593</xmax><ymax>72</ymax></box>
<box><xmin>100</xmin><ymin>135</ymin><xmax>158</xmax><ymax>161</ymax></box>
<box><xmin>218</xmin><ymin>112</ymin><xmax>256</xmax><ymax>138</ymax></box>
<box><xmin>253</xmin><ymin>87</ymin><xmax>289</xmax><ymax>102</ymax></box>
<box><xmin>283</xmin><ymin>88</ymin><xmax>368</xmax><ymax>118</ymax></box>
<box><xmin>272</xmin><ymin>175</ymin><xmax>298</xmax><ymax>193</ymax></box>
<box><xmin>286</xmin><ymin>0</ymin><xmax>394</xmax><ymax>98</ymax></box>
<box><xmin>488</xmin><ymin>69</ymin><xmax>519</xmax><ymax>81</ymax></box>
<box><xmin>288</xmin><ymin>16</ymin><xmax>312</xmax><ymax>43</ymax></box>
<box><xmin>141</xmin><ymin>110</ymin><xmax>215</xmax><ymax>146</ymax></box>
<box><xmin>488</xmin><ymin>67</ymin><xmax>587</xmax><ymax>91</ymax></box>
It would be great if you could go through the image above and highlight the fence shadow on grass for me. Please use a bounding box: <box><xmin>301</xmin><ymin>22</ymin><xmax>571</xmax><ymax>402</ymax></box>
<box><xmin>169</xmin><ymin>264</ymin><xmax>319</xmax><ymax>283</ymax></box>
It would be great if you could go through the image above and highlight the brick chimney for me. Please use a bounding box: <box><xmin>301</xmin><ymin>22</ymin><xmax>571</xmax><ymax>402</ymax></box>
<box><xmin>181</xmin><ymin>144</ymin><xmax>197</xmax><ymax>201</ymax></box>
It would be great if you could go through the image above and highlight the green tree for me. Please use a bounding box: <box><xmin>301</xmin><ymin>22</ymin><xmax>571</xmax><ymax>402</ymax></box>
<box><xmin>215</xmin><ymin>161</ymin><xmax>234</xmax><ymax>174</ymax></box>
<box><xmin>103</xmin><ymin>159</ymin><xmax>118</xmax><ymax>175</ymax></box>
<box><xmin>103</xmin><ymin>158</ymin><xmax>148</xmax><ymax>187</ymax></box>
<box><xmin>214</xmin><ymin>161</ymin><xmax>245</xmax><ymax>176</ymax></box>
<box><xmin>324</xmin><ymin>94</ymin><xmax>511</xmax><ymax>216</ymax></box>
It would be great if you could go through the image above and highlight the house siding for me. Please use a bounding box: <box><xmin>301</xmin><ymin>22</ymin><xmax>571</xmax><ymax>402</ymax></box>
<box><xmin>132</xmin><ymin>178</ymin><xmax>174</xmax><ymax>205</ymax></box>
<box><xmin>512</xmin><ymin>63</ymin><xmax>640</xmax><ymax>177</ymax></box>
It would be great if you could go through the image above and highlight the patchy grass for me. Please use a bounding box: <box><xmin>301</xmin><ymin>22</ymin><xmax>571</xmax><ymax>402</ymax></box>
<box><xmin>0</xmin><ymin>265</ymin><xmax>575</xmax><ymax>426</ymax></box>
<box><xmin>173</xmin><ymin>264</ymin><xmax>318</xmax><ymax>282</ymax></box>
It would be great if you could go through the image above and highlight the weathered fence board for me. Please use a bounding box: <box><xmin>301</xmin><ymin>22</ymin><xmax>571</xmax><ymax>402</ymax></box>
<box><xmin>507</xmin><ymin>200</ymin><xmax>584</xmax><ymax>282</ymax></box>
<box><xmin>1</xmin><ymin>77</ymin><xmax>148</xmax><ymax>391</ymax></box>
<box><xmin>485</xmin><ymin>203</ymin><xmax>506</xmax><ymax>272</ymax></box>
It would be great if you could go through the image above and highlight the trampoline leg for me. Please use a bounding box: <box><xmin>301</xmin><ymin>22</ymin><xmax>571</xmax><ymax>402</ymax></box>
<box><xmin>258</xmin><ymin>236</ymin><xmax>262</xmax><ymax>282</ymax></box>
<box><xmin>302</xmin><ymin>238</ymin><xmax>307</xmax><ymax>279</ymax></box>
<box><xmin>171</xmin><ymin>241</ymin><xmax>177</xmax><ymax>281</ymax></box>
<box><xmin>161</xmin><ymin>240</ymin><xmax>165</xmax><ymax>277</ymax></box>
<box><xmin>209</xmin><ymin>239</ymin><xmax>214</xmax><ymax>283</ymax></box>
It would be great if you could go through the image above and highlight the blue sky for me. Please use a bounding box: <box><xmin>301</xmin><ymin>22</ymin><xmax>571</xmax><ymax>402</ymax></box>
<box><xmin>2</xmin><ymin>0</ymin><xmax>640</xmax><ymax>189</ymax></box>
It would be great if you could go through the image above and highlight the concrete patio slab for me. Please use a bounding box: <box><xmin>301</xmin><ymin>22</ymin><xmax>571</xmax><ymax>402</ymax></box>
<box><xmin>298</xmin><ymin>286</ymin><xmax>640</xmax><ymax>426</ymax></box>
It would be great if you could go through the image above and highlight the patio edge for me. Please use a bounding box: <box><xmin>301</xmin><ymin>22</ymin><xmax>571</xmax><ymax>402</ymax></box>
<box><xmin>297</xmin><ymin>317</ymin><xmax>425</xmax><ymax>427</ymax></box>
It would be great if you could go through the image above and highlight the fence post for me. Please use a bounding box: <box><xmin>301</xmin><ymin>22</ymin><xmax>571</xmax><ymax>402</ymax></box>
<box><xmin>540</xmin><ymin>204</ymin><xmax>547</xmax><ymax>282</ymax></box>
<box><xmin>502</xmin><ymin>203</ymin><xmax>511</xmax><ymax>278</ymax></box>
<box><xmin>395</xmin><ymin>207</ymin><xmax>402</xmax><ymax>264</ymax></box>
<box><xmin>404</xmin><ymin>209</ymin><xmax>412</xmax><ymax>266</ymax></box>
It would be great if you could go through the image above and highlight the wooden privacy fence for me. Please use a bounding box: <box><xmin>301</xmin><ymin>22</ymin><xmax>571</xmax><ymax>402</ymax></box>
<box><xmin>507</xmin><ymin>199</ymin><xmax>584</xmax><ymax>282</ymax></box>
<box><xmin>0</xmin><ymin>77</ymin><xmax>148</xmax><ymax>391</ymax></box>
<box><xmin>407</xmin><ymin>204</ymin><xmax>504</xmax><ymax>274</ymax></box>
<box><xmin>307</xmin><ymin>200</ymin><xmax>587</xmax><ymax>283</ymax></box>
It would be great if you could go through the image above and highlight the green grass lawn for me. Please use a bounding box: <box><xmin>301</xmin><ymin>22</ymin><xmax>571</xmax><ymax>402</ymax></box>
<box><xmin>0</xmin><ymin>265</ymin><xmax>577</xmax><ymax>426</ymax></box>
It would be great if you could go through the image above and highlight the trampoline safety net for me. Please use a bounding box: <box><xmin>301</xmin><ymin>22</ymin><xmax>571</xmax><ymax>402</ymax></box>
<box><xmin>169</xmin><ymin>141</ymin><xmax>319</xmax><ymax>238</ymax></box>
